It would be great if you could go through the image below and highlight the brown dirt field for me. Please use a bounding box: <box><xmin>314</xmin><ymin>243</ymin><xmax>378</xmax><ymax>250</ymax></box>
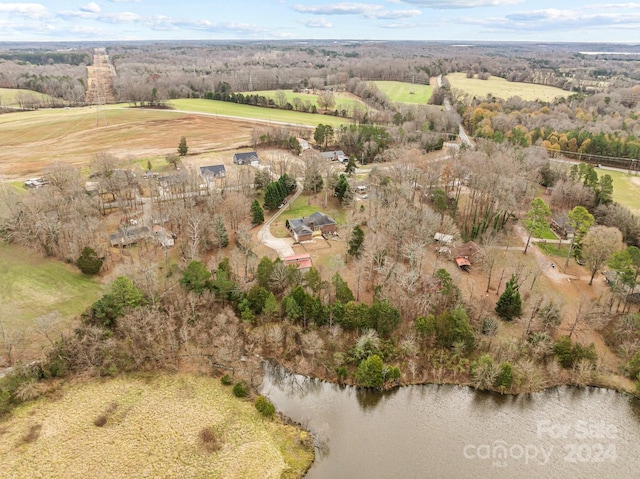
<box><xmin>0</xmin><ymin>109</ymin><xmax>254</xmax><ymax>178</ymax></box>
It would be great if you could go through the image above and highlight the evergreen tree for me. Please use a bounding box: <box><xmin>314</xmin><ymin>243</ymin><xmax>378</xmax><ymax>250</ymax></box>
<box><xmin>332</xmin><ymin>272</ymin><xmax>355</xmax><ymax>303</ymax></box>
<box><xmin>256</xmin><ymin>256</ymin><xmax>275</xmax><ymax>289</ymax></box>
<box><xmin>345</xmin><ymin>155</ymin><xmax>357</xmax><ymax>175</ymax></box>
<box><xmin>251</xmin><ymin>199</ymin><xmax>264</xmax><ymax>225</ymax></box>
<box><xmin>213</xmin><ymin>215</ymin><xmax>229</xmax><ymax>248</ymax></box>
<box><xmin>179</xmin><ymin>260</ymin><xmax>212</xmax><ymax>294</ymax></box>
<box><xmin>348</xmin><ymin>224</ymin><xmax>365</xmax><ymax>258</ymax></box>
<box><xmin>177</xmin><ymin>136</ymin><xmax>188</xmax><ymax>157</ymax></box>
<box><xmin>356</xmin><ymin>355</ymin><xmax>384</xmax><ymax>388</ymax></box>
<box><xmin>264</xmin><ymin>182</ymin><xmax>282</xmax><ymax>210</ymax></box>
<box><xmin>334</xmin><ymin>174</ymin><xmax>352</xmax><ymax>203</ymax></box>
<box><xmin>495</xmin><ymin>274</ymin><xmax>522</xmax><ymax>321</ymax></box>
<box><xmin>76</xmin><ymin>246</ymin><xmax>103</xmax><ymax>275</ymax></box>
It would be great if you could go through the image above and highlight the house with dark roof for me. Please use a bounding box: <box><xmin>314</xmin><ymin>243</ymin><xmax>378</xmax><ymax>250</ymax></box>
<box><xmin>200</xmin><ymin>165</ymin><xmax>227</xmax><ymax>183</ymax></box>
<box><xmin>286</xmin><ymin>212</ymin><xmax>337</xmax><ymax>242</ymax></box>
<box><xmin>233</xmin><ymin>151</ymin><xmax>260</xmax><ymax>166</ymax></box>
<box><xmin>109</xmin><ymin>226</ymin><xmax>151</xmax><ymax>247</ymax></box>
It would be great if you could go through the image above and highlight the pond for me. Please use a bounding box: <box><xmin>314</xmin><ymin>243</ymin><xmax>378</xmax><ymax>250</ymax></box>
<box><xmin>261</xmin><ymin>364</ymin><xmax>640</xmax><ymax>479</ymax></box>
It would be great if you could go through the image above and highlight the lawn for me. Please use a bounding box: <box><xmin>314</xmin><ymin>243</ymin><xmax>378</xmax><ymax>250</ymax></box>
<box><xmin>240</xmin><ymin>89</ymin><xmax>364</xmax><ymax>115</ymax></box>
<box><xmin>0</xmin><ymin>374</ymin><xmax>314</xmax><ymax>479</ymax></box>
<box><xmin>536</xmin><ymin>241</ymin><xmax>570</xmax><ymax>257</ymax></box>
<box><xmin>0</xmin><ymin>243</ymin><xmax>103</xmax><ymax>356</ymax></box>
<box><xmin>372</xmin><ymin>81</ymin><xmax>433</xmax><ymax>105</ymax></box>
<box><xmin>602</xmin><ymin>168</ymin><xmax>640</xmax><ymax>215</ymax></box>
<box><xmin>529</xmin><ymin>221</ymin><xmax>558</xmax><ymax>240</ymax></box>
<box><xmin>446</xmin><ymin>72</ymin><xmax>570</xmax><ymax>102</ymax></box>
<box><xmin>170</xmin><ymin>98</ymin><xmax>350</xmax><ymax>128</ymax></box>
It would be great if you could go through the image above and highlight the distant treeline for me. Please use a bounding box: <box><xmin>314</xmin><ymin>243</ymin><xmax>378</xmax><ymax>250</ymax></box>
<box><xmin>0</xmin><ymin>51</ymin><xmax>91</xmax><ymax>66</ymax></box>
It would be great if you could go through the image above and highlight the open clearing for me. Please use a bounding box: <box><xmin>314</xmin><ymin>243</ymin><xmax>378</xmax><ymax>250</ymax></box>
<box><xmin>372</xmin><ymin>81</ymin><xmax>433</xmax><ymax>104</ymax></box>
<box><xmin>0</xmin><ymin>88</ymin><xmax>55</xmax><ymax>107</ymax></box>
<box><xmin>0</xmin><ymin>374</ymin><xmax>314</xmax><ymax>479</ymax></box>
<box><xmin>447</xmin><ymin>72</ymin><xmax>570</xmax><ymax>102</ymax></box>
<box><xmin>239</xmin><ymin>89</ymin><xmax>365</xmax><ymax>114</ymax></box>
<box><xmin>0</xmin><ymin>243</ymin><xmax>103</xmax><ymax>363</ymax></box>
<box><xmin>0</xmin><ymin>106</ymin><xmax>257</xmax><ymax>178</ymax></box>
<box><xmin>169</xmin><ymin>99</ymin><xmax>350</xmax><ymax>128</ymax></box>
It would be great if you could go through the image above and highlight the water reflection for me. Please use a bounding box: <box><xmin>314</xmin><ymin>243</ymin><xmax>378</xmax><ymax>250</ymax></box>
<box><xmin>261</xmin><ymin>363</ymin><xmax>640</xmax><ymax>479</ymax></box>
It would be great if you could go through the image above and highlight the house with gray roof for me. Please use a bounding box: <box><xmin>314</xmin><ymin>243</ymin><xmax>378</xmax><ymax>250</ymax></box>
<box><xmin>286</xmin><ymin>212</ymin><xmax>337</xmax><ymax>242</ymax></box>
<box><xmin>233</xmin><ymin>151</ymin><xmax>260</xmax><ymax>166</ymax></box>
<box><xmin>109</xmin><ymin>226</ymin><xmax>151</xmax><ymax>247</ymax></box>
<box><xmin>200</xmin><ymin>165</ymin><xmax>227</xmax><ymax>186</ymax></box>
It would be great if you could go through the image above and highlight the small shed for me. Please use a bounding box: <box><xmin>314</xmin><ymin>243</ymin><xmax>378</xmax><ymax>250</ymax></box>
<box><xmin>434</xmin><ymin>232</ymin><xmax>454</xmax><ymax>245</ymax></box>
<box><xmin>455</xmin><ymin>257</ymin><xmax>472</xmax><ymax>272</ymax></box>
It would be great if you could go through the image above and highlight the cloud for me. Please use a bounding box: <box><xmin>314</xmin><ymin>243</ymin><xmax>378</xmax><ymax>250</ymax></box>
<box><xmin>0</xmin><ymin>3</ymin><xmax>48</xmax><ymax>19</ymax></box>
<box><xmin>398</xmin><ymin>0</ymin><xmax>524</xmax><ymax>7</ymax></box>
<box><xmin>367</xmin><ymin>9</ymin><xmax>422</xmax><ymax>19</ymax></box>
<box><xmin>108</xmin><ymin>0</ymin><xmax>141</xmax><ymax>3</ymax></box>
<box><xmin>504</xmin><ymin>8</ymin><xmax>640</xmax><ymax>30</ymax></box>
<box><xmin>293</xmin><ymin>2</ymin><xmax>421</xmax><ymax>20</ymax></box>
<box><xmin>299</xmin><ymin>17</ymin><xmax>333</xmax><ymax>28</ymax></box>
<box><xmin>293</xmin><ymin>3</ymin><xmax>380</xmax><ymax>15</ymax></box>
<box><xmin>80</xmin><ymin>2</ymin><xmax>101</xmax><ymax>13</ymax></box>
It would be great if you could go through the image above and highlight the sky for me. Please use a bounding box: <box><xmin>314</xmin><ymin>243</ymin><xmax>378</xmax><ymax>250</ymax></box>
<box><xmin>1</xmin><ymin>1</ymin><xmax>640</xmax><ymax>43</ymax></box>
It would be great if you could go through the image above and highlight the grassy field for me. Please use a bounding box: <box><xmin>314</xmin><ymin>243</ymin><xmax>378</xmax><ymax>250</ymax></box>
<box><xmin>240</xmin><ymin>89</ymin><xmax>364</xmax><ymax>114</ymax></box>
<box><xmin>0</xmin><ymin>88</ymin><xmax>55</xmax><ymax>107</ymax></box>
<box><xmin>170</xmin><ymin>99</ymin><xmax>350</xmax><ymax>128</ymax></box>
<box><xmin>0</xmin><ymin>243</ymin><xmax>103</xmax><ymax>358</ymax></box>
<box><xmin>0</xmin><ymin>374</ymin><xmax>314</xmax><ymax>479</ymax></box>
<box><xmin>372</xmin><ymin>81</ymin><xmax>433</xmax><ymax>104</ymax></box>
<box><xmin>603</xmin><ymin>169</ymin><xmax>640</xmax><ymax>215</ymax></box>
<box><xmin>447</xmin><ymin>72</ymin><xmax>570</xmax><ymax>102</ymax></box>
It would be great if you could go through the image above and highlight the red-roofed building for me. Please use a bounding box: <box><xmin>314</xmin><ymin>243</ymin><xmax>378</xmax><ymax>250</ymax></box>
<box><xmin>283</xmin><ymin>253</ymin><xmax>313</xmax><ymax>273</ymax></box>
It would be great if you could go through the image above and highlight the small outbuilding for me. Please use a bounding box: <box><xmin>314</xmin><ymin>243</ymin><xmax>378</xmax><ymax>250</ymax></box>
<box><xmin>434</xmin><ymin>232</ymin><xmax>454</xmax><ymax>245</ymax></box>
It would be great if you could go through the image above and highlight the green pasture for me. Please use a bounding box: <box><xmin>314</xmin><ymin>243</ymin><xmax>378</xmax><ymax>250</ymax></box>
<box><xmin>446</xmin><ymin>72</ymin><xmax>570</xmax><ymax>102</ymax></box>
<box><xmin>0</xmin><ymin>87</ymin><xmax>55</xmax><ymax>106</ymax></box>
<box><xmin>372</xmin><ymin>81</ymin><xmax>433</xmax><ymax>105</ymax></box>
<box><xmin>240</xmin><ymin>89</ymin><xmax>364</xmax><ymax>113</ymax></box>
<box><xmin>0</xmin><ymin>242</ymin><xmax>103</xmax><ymax>332</ymax></box>
<box><xmin>169</xmin><ymin>99</ymin><xmax>350</xmax><ymax>128</ymax></box>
